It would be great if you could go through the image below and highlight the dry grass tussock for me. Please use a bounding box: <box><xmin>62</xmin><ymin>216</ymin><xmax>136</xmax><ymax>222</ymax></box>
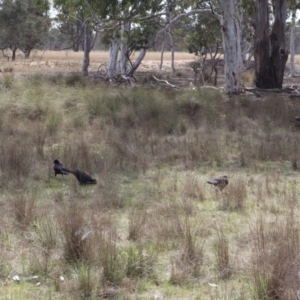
<box><xmin>1</xmin><ymin>72</ymin><xmax>300</xmax><ymax>299</ymax></box>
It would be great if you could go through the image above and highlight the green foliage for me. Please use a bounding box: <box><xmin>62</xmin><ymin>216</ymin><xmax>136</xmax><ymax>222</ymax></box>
<box><xmin>125</xmin><ymin>244</ymin><xmax>157</xmax><ymax>279</ymax></box>
<box><xmin>99</xmin><ymin>233</ymin><xmax>126</xmax><ymax>286</ymax></box>
<box><xmin>0</xmin><ymin>0</ymin><xmax>51</xmax><ymax>58</ymax></box>
<box><xmin>87</xmin><ymin>88</ymin><xmax>180</xmax><ymax>134</ymax></box>
<box><xmin>46</xmin><ymin>113</ymin><xmax>63</xmax><ymax>134</ymax></box>
<box><xmin>128</xmin><ymin>20</ymin><xmax>160</xmax><ymax>51</ymax></box>
<box><xmin>185</xmin><ymin>14</ymin><xmax>222</xmax><ymax>56</ymax></box>
<box><xmin>75</xmin><ymin>263</ymin><xmax>97</xmax><ymax>299</ymax></box>
<box><xmin>1</xmin><ymin>73</ymin><xmax>14</xmax><ymax>89</ymax></box>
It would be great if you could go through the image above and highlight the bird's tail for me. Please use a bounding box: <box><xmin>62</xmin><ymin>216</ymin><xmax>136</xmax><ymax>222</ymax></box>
<box><xmin>207</xmin><ymin>180</ymin><xmax>217</xmax><ymax>185</ymax></box>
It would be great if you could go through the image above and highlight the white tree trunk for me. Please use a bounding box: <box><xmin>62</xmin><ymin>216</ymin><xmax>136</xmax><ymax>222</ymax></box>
<box><xmin>159</xmin><ymin>31</ymin><xmax>166</xmax><ymax>73</ymax></box>
<box><xmin>219</xmin><ymin>0</ymin><xmax>242</xmax><ymax>94</ymax></box>
<box><xmin>159</xmin><ymin>0</ymin><xmax>173</xmax><ymax>73</ymax></box>
<box><xmin>290</xmin><ymin>9</ymin><xmax>296</xmax><ymax>77</ymax></box>
<box><xmin>108</xmin><ymin>38</ymin><xmax>120</xmax><ymax>78</ymax></box>
<box><xmin>118</xmin><ymin>22</ymin><xmax>130</xmax><ymax>74</ymax></box>
<box><xmin>127</xmin><ymin>48</ymin><xmax>147</xmax><ymax>77</ymax></box>
<box><xmin>168</xmin><ymin>31</ymin><xmax>176</xmax><ymax>73</ymax></box>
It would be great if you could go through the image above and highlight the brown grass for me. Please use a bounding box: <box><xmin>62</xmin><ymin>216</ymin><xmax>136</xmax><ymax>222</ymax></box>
<box><xmin>1</xmin><ymin>63</ymin><xmax>300</xmax><ymax>299</ymax></box>
<box><xmin>0</xmin><ymin>50</ymin><xmax>196</xmax><ymax>75</ymax></box>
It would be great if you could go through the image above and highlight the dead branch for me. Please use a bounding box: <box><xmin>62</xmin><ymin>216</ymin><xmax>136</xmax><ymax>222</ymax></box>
<box><xmin>109</xmin><ymin>74</ymin><xmax>133</xmax><ymax>87</ymax></box>
<box><xmin>243</xmin><ymin>85</ymin><xmax>300</xmax><ymax>98</ymax></box>
<box><xmin>151</xmin><ymin>75</ymin><xmax>180</xmax><ymax>89</ymax></box>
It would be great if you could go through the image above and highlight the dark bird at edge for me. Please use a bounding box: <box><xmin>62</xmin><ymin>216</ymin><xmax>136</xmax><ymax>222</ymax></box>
<box><xmin>53</xmin><ymin>159</ymin><xmax>70</xmax><ymax>177</ymax></box>
<box><xmin>294</xmin><ymin>117</ymin><xmax>300</xmax><ymax>128</ymax></box>
<box><xmin>69</xmin><ymin>169</ymin><xmax>97</xmax><ymax>185</ymax></box>
<box><xmin>207</xmin><ymin>175</ymin><xmax>228</xmax><ymax>191</ymax></box>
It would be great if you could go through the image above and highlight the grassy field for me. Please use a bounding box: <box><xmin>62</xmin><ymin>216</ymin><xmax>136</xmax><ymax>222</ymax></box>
<box><xmin>0</xmin><ymin>50</ymin><xmax>197</xmax><ymax>75</ymax></box>
<box><xmin>0</xmin><ymin>55</ymin><xmax>300</xmax><ymax>299</ymax></box>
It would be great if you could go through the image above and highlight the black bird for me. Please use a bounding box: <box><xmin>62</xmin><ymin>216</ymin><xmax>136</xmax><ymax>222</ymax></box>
<box><xmin>207</xmin><ymin>175</ymin><xmax>228</xmax><ymax>191</ymax></box>
<box><xmin>70</xmin><ymin>169</ymin><xmax>97</xmax><ymax>185</ymax></box>
<box><xmin>53</xmin><ymin>159</ymin><xmax>70</xmax><ymax>177</ymax></box>
<box><xmin>295</xmin><ymin>117</ymin><xmax>300</xmax><ymax>128</ymax></box>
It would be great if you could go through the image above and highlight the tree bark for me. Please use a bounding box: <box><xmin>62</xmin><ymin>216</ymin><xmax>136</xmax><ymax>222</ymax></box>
<box><xmin>159</xmin><ymin>31</ymin><xmax>166</xmax><ymax>73</ymax></box>
<box><xmin>255</xmin><ymin>0</ymin><xmax>288</xmax><ymax>89</ymax></box>
<box><xmin>118</xmin><ymin>22</ymin><xmax>130</xmax><ymax>74</ymax></box>
<box><xmin>82</xmin><ymin>22</ymin><xmax>90</xmax><ymax>76</ymax></box>
<box><xmin>24</xmin><ymin>48</ymin><xmax>31</xmax><ymax>58</ymax></box>
<box><xmin>168</xmin><ymin>31</ymin><xmax>176</xmax><ymax>73</ymax></box>
<box><xmin>10</xmin><ymin>45</ymin><xmax>17</xmax><ymax>61</ymax></box>
<box><xmin>219</xmin><ymin>0</ymin><xmax>242</xmax><ymax>94</ymax></box>
<box><xmin>107</xmin><ymin>38</ymin><xmax>120</xmax><ymax>78</ymax></box>
<box><xmin>290</xmin><ymin>8</ymin><xmax>296</xmax><ymax>77</ymax></box>
<box><xmin>270</xmin><ymin>0</ymin><xmax>288</xmax><ymax>88</ymax></box>
<box><xmin>254</xmin><ymin>0</ymin><xmax>270</xmax><ymax>88</ymax></box>
<box><xmin>127</xmin><ymin>48</ymin><xmax>147</xmax><ymax>77</ymax></box>
<box><xmin>159</xmin><ymin>0</ymin><xmax>174</xmax><ymax>73</ymax></box>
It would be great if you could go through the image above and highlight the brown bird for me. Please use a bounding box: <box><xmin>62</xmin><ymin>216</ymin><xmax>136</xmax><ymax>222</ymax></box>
<box><xmin>207</xmin><ymin>175</ymin><xmax>228</xmax><ymax>191</ymax></box>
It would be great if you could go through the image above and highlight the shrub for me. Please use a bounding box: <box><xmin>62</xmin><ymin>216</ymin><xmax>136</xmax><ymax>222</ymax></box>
<box><xmin>125</xmin><ymin>244</ymin><xmax>157</xmax><ymax>279</ymax></box>
<box><xmin>10</xmin><ymin>193</ymin><xmax>36</xmax><ymax>229</ymax></box>
<box><xmin>57</xmin><ymin>201</ymin><xmax>91</xmax><ymax>263</ymax></box>
<box><xmin>250</xmin><ymin>215</ymin><xmax>300</xmax><ymax>299</ymax></box>
<box><xmin>169</xmin><ymin>218</ymin><xmax>205</xmax><ymax>284</ymax></box>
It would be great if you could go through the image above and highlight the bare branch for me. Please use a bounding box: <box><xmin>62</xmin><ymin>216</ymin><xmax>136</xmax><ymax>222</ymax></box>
<box><xmin>152</xmin><ymin>75</ymin><xmax>180</xmax><ymax>89</ymax></box>
<box><xmin>155</xmin><ymin>8</ymin><xmax>220</xmax><ymax>43</ymax></box>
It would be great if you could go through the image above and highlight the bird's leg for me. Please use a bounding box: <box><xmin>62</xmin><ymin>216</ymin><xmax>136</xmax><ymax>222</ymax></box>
<box><xmin>215</xmin><ymin>188</ymin><xmax>219</xmax><ymax>201</ymax></box>
<box><xmin>221</xmin><ymin>190</ymin><xmax>225</xmax><ymax>207</ymax></box>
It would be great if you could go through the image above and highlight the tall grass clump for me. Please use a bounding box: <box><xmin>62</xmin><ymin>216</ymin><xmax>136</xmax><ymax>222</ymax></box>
<box><xmin>32</xmin><ymin>123</ymin><xmax>47</xmax><ymax>159</ymax></box>
<box><xmin>98</xmin><ymin>228</ymin><xmax>126</xmax><ymax>287</ymax></box>
<box><xmin>74</xmin><ymin>263</ymin><xmax>98</xmax><ymax>299</ymax></box>
<box><xmin>10</xmin><ymin>193</ymin><xmax>36</xmax><ymax>228</ymax></box>
<box><xmin>177</xmin><ymin>89</ymin><xmax>223</xmax><ymax>128</ymax></box>
<box><xmin>0</xmin><ymin>237</ymin><xmax>10</xmax><ymax>279</ymax></box>
<box><xmin>57</xmin><ymin>201</ymin><xmax>91</xmax><ymax>263</ymax></box>
<box><xmin>1</xmin><ymin>73</ymin><xmax>14</xmax><ymax>89</ymax></box>
<box><xmin>169</xmin><ymin>217</ymin><xmax>205</xmax><ymax>285</ymax></box>
<box><xmin>0</xmin><ymin>138</ymin><xmax>34</xmax><ymax>185</ymax></box>
<box><xmin>64</xmin><ymin>73</ymin><xmax>88</xmax><ymax>87</ymax></box>
<box><xmin>87</xmin><ymin>88</ymin><xmax>180</xmax><ymax>134</ymax></box>
<box><xmin>86</xmin><ymin>90</ymin><xmax>123</xmax><ymax>121</ymax></box>
<box><xmin>128</xmin><ymin>210</ymin><xmax>148</xmax><ymax>241</ymax></box>
<box><xmin>34</xmin><ymin>216</ymin><xmax>58</xmax><ymax>253</ymax></box>
<box><xmin>46</xmin><ymin>112</ymin><xmax>63</xmax><ymax>135</ymax></box>
<box><xmin>221</xmin><ymin>176</ymin><xmax>247</xmax><ymax>211</ymax></box>
<box><xmin>214</xmin><ymin>228</ymin><xmax>231</xmax><ymax>280</ymax></box>
<box><xmin>60</xmin><ymin>138</ymin><xmax>96</xmax><ymax>175</ymax></box>
<box><xmin>124</xmin><ymin>88</ymin><xmax>179</xmax><ymax>134</ymax></box>
<box><xmin>250</xmin><ymin>214</ymin><xmax>300</xmax><ymax>299</ymax></box>
<box><xmin>124</xmin><ymin>244</ymin><xmax>157</xmax><ymax>280</ymax></box>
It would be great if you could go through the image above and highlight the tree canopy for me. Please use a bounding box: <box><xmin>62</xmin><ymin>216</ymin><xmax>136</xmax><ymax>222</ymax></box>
<box><xmin>0</xmin><ymin>0</ymin><xmax>51</xmax><ymax>59</ymax></box>
<box><xmin>1</xmin><ymin>0</ymin><xmax>296</xmax><ymax>92</ymax></box>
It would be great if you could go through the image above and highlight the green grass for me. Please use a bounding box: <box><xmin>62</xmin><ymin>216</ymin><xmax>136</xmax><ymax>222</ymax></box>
<box><xmin>1</xmin><ymin>73</ymin><xmax>300</xmax><ymax>299</ymax></box>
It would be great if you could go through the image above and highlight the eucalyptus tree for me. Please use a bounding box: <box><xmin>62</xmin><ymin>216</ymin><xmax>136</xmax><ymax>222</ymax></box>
<box><xmin>255</xmin><ymin>0</ymin><xmax>289</xmax><ymax>89</ymax></box>
<box><xmin>155</xmin><ymin>0</ymin><xmax>244</xmax><ymax>93</ymax></box>
<box><xmin>217</xmin><ymin>0</ymin><xmax>244</xmax><ymax>93</ymax></box>
<box><xmin>185</xmin><ymin>12</ymin><xmax>222</xmax><ymax>85</ymax></box>
<box><xmin>98</xmin><ymin>0</ymin><xmax>163</xmax><ymax>78</ymax></box>
<box><xmin>158</xmin><ymin>0</ymin><xmax>176</xmax><ymax>73</ymax></box>
<box><xmin>54</xmin><ymin>0</ymin><xmax>99</xmax><ymax>75</ymax></box>
<box><xmin>288</xmin><ymin>0</ymin><xmax>300</xmax><ymax>77</ymax></box>
<box><xmin>0</xmin><ymin>0</ymin><xmax>50</xmax><ymax>60</ymax></box>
